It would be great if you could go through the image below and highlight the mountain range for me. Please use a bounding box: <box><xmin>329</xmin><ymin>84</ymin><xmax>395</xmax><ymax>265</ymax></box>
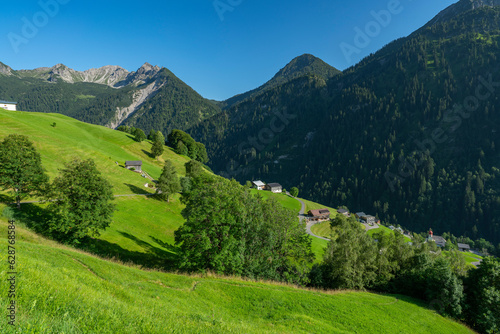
<box><xmin>1</xmin><ymin>0</ymin><xmax>500</xmax><ymax>245</ymax></box>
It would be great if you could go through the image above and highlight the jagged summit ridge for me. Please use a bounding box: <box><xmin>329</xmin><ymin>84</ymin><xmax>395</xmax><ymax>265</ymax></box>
<box><xmin>12</xmin><ymin>62</ymin><xmax>163</xmax><ymax>88</ymax></box>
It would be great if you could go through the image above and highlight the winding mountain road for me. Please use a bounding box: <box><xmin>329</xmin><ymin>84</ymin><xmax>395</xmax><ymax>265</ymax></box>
<box><xmin>292</xmin><ymin>195</ymin><xmax>330</xmax><ymax>241</ymax></box>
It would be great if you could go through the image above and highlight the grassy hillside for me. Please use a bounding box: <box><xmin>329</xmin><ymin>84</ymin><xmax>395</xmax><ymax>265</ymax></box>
<box><xmin>0</xmin><ymin>219</ymin><xmax>473</xmax><ymax>334</ymax></box>
<box><xmin>0</xmin><ymin>110</ymin><xmax>191</xmax><ymax>267</ymax></box>
<box><xmin>0</xmin><ymin>109</ymin><xmax>329</xmax><ymax>266</ymax></box>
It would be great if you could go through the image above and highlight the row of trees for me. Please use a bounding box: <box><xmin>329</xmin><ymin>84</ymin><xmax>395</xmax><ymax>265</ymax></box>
<box><xmin>167</xmin><ymin>129</ymin><xmax>208</xmax><ymax>163</ymax></box>
<box><xmin>116</xmin><ymin>126</ymin><xmax>208</xmax><ymax>163</ymax></box>
<box><xmin>0</xmin><ymin>134</ymin><xmax>115</xmax><ymax>243</ymax></box>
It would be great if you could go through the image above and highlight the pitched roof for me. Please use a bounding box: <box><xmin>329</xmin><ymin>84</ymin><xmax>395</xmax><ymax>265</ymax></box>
<box><xmin>432</xmin><ymin>236</ymin><xmax>447</xmax><ymax>244</ymax></box>
<box><xmin>0</xmin><ymin>100</ymin><xmax>17</xmax><ymax>104</ymax></box>
<box><xmin>355</xmin><ymin>212</ymin><xmax>366</xmax><ymax>217</ymax></box>
<box><xmin>309</xmin><ymin>209</ymin><xmax>330</xmax><ymax>216</ymax></box>
<box><xmin>337</xmin><ymin>209</ymin><xmax>349</xmax><ymax>213</ymax></box>
<box><xmin>267</xmin><ymin>183</ymin><xmax>282</xmax><ymax>188</ymax></box>
<box><xmin>458</xmin><ymin>243</ymin><xmax>470</xmax><ymax>249</ymax></box>
<box><xmin>252</xmin><ymin>181</ymin><xmax>266</xmax><ymax>187</ymax></box>
<box><xmin>125</xmin><ymin>161</ymin><xmax>142</xmax><ymax>166</ymax></box>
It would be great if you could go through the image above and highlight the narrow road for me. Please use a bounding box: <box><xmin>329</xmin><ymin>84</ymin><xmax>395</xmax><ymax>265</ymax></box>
<box><xmin>290</xmin><ymin>194</ymin><xmax>330</xmax><ymax>241</ymax></box>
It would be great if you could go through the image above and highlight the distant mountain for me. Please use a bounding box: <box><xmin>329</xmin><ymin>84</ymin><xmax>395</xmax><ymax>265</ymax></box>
<box><xmin>15</xmin><ymin>62</ymin><xmax>163</xmax><ymax>88</ymax></box>
<box><xmin>223</xmin><ymin>54</ymin><xmax>340</xmax><ymax>109</ymax></box>
<box><xmin>0</xmin><ymin>62</ymin><xmax>220</xmax><ymax>132</ymax></box>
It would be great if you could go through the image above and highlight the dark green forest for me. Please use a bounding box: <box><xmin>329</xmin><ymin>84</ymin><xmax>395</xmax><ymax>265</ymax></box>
<box><xmin>190</xmin><ymin>7</ymin><xmax>500</xmax><ymax>246</ymax></box>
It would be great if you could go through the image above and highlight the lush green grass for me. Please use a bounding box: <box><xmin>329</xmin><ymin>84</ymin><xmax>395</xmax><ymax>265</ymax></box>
<box><xmin>311</xmin><ymin>221</ymin><xmax>333</xmax><ymax>239</ymax></box>
<box><xmin>0</xmin><ymin>219</ymin><xmax>473</xmax><ymax>334</ymax></box>
<box><xmin>249</xmin><ymin>189</ymin><xmax>301</xmax><ymax>212</ymax></box>
<box><xmin>443</xmin><ymin>250</ymin><xmax>484</xmax><ymax>265</ymax></box>
<box><xmin>301</xmin><ymin>198</ymin><xmax>338</xmax><ymax>219</ymax></box>
<box><xmin>461</xmin><ymin>251</ymin><xmax>483</xmax><ymax>264</ymax></box>
<box><xmin>0</xmin><ymin>110</ymin><xmax>189</xmax><ymax>195</ymax></box>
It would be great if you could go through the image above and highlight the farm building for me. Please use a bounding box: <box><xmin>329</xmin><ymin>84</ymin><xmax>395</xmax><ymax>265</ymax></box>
<box><xmin>308</xmin><ymin>209</ymin><xmax>330</xmax><ymax>221</ymax></box>
<box><xmin>125</xmin><ymin>161</ymin><xmax>142</xmax><ymax>172</ymax></box>
<box><xmin>337</xmin><ymin>208</ymin><xmax>350</xmax><ymax>217</ymax></box>
<box><xmin>355</xmin><ymin>212</ymin><xmax>377</xmax><ymax>224</ymax></box>
<box><xmin>266</xmin><ymin>183</ymin><xmax>282</xmax><ymax>193</ymax></box>
<box><xmin>0</xmin><ymin>100</ymin><xmax>17</xmax><ymax>111</ymax></box>
<box><xmin>458</xmin><ymin>243</ymin><xmax>471</xmax><ymax>252</ymax></box>
<box><xmin>252</xmin><ymin>180</ymin><xmax>266</xmax><ymax>190</ymax></box>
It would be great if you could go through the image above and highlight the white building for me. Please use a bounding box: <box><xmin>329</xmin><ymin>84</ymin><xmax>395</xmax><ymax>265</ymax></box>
<box><xmin>0</xmin><ymin>101</ymin><xmax>17</xmax><ymax>111</ymax></box>
<box><xmin>252</xmin><ymin>180</ymin><xmax>266</xmax><ymax>190</ymax></box>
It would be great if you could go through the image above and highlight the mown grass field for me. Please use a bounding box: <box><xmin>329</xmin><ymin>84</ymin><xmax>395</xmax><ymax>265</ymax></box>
<box><xmin>249</xmin><ymin>189</ymin><xmax>301</xmax><ymax>212</ymax></box>
<box><xmin>0</xmin><ymin>218</ymin><xmax>474</xmax><ymax>334</ymax></box>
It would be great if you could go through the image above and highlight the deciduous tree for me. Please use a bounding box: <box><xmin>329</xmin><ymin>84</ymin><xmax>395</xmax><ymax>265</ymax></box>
<box><xmin>0</xmin><ymin>134</ymin><xmax>49</xmax><ymax>209</ymax></box>
<box><xmin>151</xmin><ymin>139</ymin><xmax>164</xmax><ymax>158</ymax></box>
<box><xmin>47</xmin><ymin>159</ymin><xmax>114</xmax><ymax>242</ymax></box>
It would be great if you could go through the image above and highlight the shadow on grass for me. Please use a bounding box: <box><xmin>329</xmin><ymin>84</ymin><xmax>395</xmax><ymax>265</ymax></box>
<box><xmin>0</xmin><ymin>194</ymin><xmax>12</xmax><ymax>203</ymax></box>
<box><xmin>124</xmin><ymin>183</ymin><xmax>151</xmax><ymax>195</ymax></box>
<box><xmin>141</xmin><ymin>149</ymin><xmax>154</xmax><ymax>159</ymax></box>
<box><xmin>2</xmin><ymin>203</ymin><xmax>177</xmax><ymax>270</ymax></box>
<box><xmin>151</xmin><ymin>236</ymin><xmax>179</xmax><ymax>253</ymax></box>
<box><xmin>4</xmin><ymin>203</ymin><xmax>52</xmax><ymax>233</ymax></box>
<box><xmin>79</xmin><ymin>233</ymin><xmax>179</xmax><ymax>270</ymax></box>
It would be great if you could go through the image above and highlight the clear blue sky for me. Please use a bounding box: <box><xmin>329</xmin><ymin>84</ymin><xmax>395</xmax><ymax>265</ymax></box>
<box><xmin>2</xmin><ymin>0</ymin><xmax>457</xmax><ymax>100</ymax></box>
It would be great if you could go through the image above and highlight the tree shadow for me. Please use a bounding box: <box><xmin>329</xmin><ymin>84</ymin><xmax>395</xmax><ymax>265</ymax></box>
<box><xmin>77</xmin><ymin>238</ymin><xmax>177</xmax><ymax>270</ymax></box>
<box><xmin>118</xmin><ymin>231</ymin><xmax>178</xmax><ymax>266</ymax></box>
<box><xmin>5</xmin><ymin>203</ymin><xmax>52</xmax><ymax>233</ymax></box>
<box><xmin>141</xmin><ymin>149</ymin><xmax>154</xmax><ymax>159</ymax></box>
<box><xmin>78</xmin><ymin>232</ymin><xmax>178</xmax><ymax>270</ymax></box>
<box><xmin>124</xmin><ymin>183</ymin><xmax>151</xmax><ymax>195</ymax></box>
<box><xmin>150</xmin><ymin>236</ymin><xmax>179</xmax><ymax>253</ymax></box>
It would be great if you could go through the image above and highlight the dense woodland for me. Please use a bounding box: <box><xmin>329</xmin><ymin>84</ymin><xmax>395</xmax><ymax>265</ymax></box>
<box><xmin>191</xmin><ymin>7</ymin><xmax>500</xmax><ymax>247</ymax></box>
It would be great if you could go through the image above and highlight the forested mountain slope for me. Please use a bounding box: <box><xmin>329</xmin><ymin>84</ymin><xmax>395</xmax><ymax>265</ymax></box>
<box><xmin>191</xmin><ymin>4</ymin><xmax>500</xmax><ymax>245</ymax></box>
<box><xmin>0</xmin><ymin>63</ymin><xmax>220</xmax><ymax>133</ymax></box>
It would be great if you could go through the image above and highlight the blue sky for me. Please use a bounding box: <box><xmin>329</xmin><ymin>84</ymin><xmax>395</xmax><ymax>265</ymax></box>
<box><xmin>2</xmin><ymin>0</ymin><xmax>457</xmax><ymax>100</ymax></box>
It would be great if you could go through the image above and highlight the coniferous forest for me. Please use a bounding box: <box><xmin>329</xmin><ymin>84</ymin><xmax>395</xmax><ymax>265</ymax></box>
<box><xmin>191</xmin><ymin>7</ymin><xmax>500</xmax><ymax>247</ymax></box>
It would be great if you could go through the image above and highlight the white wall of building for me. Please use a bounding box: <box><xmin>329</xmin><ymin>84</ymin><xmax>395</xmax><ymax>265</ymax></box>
<box><xmin>1</xmin><ymin>104</ymin><xmax>17</xmax><ymax>111</ymax></box>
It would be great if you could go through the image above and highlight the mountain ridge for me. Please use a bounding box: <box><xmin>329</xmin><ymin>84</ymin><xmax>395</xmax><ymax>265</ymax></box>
<box><xmin>222</xmin><ymin>53</ymin><xmax>340</xmax><ymax>109</ymax></box>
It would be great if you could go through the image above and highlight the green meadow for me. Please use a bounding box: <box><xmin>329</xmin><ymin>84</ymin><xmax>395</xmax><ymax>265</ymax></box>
<box><xmin>0</xmin><ymin>219</ymin><xmax>473</xmax><ymax>333</ymax></box>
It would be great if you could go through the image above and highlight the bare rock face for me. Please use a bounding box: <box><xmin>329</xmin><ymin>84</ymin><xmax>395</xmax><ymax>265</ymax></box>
<box><xmin>114</xmin><ymin>63</ymin><xmax>163</xmax><ymax>88</ymax></box>
<box><xmin>20</xmin><ymin>62</ymin><xmax>163</xmax><ymax>88</ymax></box>
<box><xmin>0</xmin><ymin>62</ymin><xmax>13</xmax><ymax>76</ymax></box>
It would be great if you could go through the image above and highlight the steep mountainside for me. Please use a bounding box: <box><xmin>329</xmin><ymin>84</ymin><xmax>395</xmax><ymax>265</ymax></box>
<box><xmin>191</xmin><ymin>4</ymin><xmax>500</xmax><ymax>245</ymax></box>
<box><xmin>223</xmin><ymin>54</ymin><xmax>340</xmax><ymax>109</ymax></box>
